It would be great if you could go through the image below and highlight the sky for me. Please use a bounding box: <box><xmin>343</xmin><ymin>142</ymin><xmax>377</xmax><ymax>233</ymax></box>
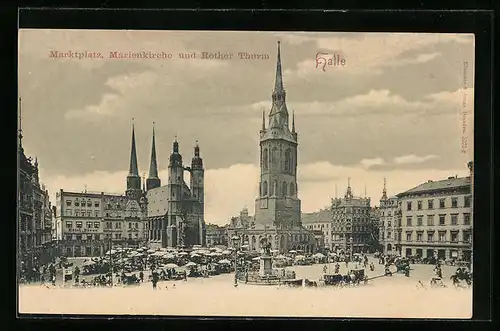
<box><xmin>18</xmin><ymin>30</ymin><xmax>474</xmax><ymax>225</ymax></box>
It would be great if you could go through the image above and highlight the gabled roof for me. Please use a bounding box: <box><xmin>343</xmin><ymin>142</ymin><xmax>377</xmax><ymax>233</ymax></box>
<box><xmin>301</xmin><ymin>210</ymin><xmax>332</xmax><ymax>224</ymax></box>
<box><xmin>397</xmin><ymin>176</ymin><xmax>470</xmax><ymax>197</ymax></box>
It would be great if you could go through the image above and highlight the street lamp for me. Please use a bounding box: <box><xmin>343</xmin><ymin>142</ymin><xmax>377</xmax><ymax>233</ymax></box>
<box><xmin>231</xmin><ymin>235</ymin><xmax>240</xmax><ymax>287</ymax></box>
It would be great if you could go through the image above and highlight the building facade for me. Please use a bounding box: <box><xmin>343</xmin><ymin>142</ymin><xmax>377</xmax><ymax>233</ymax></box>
<box><xmin>397</xmin><ymin>175</ymin><xmax>472</xmax><ymax>261</ymax></box>
<box><xmin>227</xmin><ymin>42</ymin><xmax>316</xmax><ymax>254</ymax></box>
<box><xmin>55</xmin><ymin>190</ymin><xmax>148</xmax><ymax>257</ymax></box>
<box><xmin>330</xmin><ymin>180</ymin><xmax>372</xmax><ymax>254</ymax></box>
<box><xmin>18</xmin><ymin>104</ymin><xmax>55</xmax><ymax>274</ymax></box>
<box><xmin>378</xmin><ymin>179</ymin><xmax>400</xmax><ymax>255</ymax></box>
<box><xmin>205</xmin><ymin>224</ymin><xmax>229</xmax><ymax>247</ymax></box>
<box><xmin>302</xmin><ymin>210</ymin><xmax>334</xmax><ymax>250</ymax></box>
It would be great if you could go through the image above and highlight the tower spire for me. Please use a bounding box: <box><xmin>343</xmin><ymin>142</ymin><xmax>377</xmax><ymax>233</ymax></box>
<box><xmin>128</xmin><ymin>119</ymin><xmax>139</xmax><ymax>176</ymax></box>
<box><xmin>262</xmin><ymin>109</ymin><xmax>266</xmax><ymax>131</ymax></box>
<box><xmin>292</xmin><ymin>111</ymin><xmax>296</xmax><ymax>133</ymax></box>
<box><xmin>274</xmin><ymin>41</ymin><xmax>284</xmax><ymax>94</ymax></box>
<box><xmin>381</xmin><ymin>177</ymin><xmax>388</xmax><ymax>200</ymax></box>
<box><xmin>269</xmin><ymin>41</ymin><xmax>289</xmax><ymax>129</ymax></box>
<box><xmin>146</xmin><ymin>122</ymin><xmax>161</xmax><ymax>191</ymax></box>
<box><xmin>346</xmin><ymin>177</ymin><xmax>352</xmax><ymax>198</ymax></box>
<box><xmin>148</xmin><ymin>122</ymin><xmax>159</xmax><ymax>178</ymax></box>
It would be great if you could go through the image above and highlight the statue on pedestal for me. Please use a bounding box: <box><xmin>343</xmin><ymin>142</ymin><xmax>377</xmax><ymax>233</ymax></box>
<box><xmin>260</xmin><ymin>237</ymin><xmax>271</xmax><ymax>256</ymax></box>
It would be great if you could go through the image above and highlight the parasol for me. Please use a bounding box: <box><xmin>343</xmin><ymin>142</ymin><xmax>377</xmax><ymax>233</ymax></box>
<box><xmin>185</xmin><ymin>262</ymin><xmax>197</xmax><ymax>267</ymax></box>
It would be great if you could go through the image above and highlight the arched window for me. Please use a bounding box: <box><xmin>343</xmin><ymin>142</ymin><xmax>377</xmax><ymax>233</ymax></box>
<box><xmin>271</xmin><ymin>147</ymin><xmax>279</xmax><ymax>167</ymax></box>
<box><xmin>284</xmin><ymin>148</ymin><xmax>292</xmax><ymax>172</ymax></box>
<box><xmin>272</xmin><ymin>180</ymin><xmax>278</xmax><ymax>196</ymax></box>
<box><xmin>282</xmin><ymin>182</ymin><xmax>287</xmax><ymax>197</ymax></box>
<box><xmin>262</xmin><ymin>181</ymin><xmax>268</xmax><ymax>196</ymax></box>
<box><xmin>290</xmin><ymin>183</ymin><xmax>295</xmax><ymax>196</ymax></box>
<box><xmin>263</xmin><ymin>148</ymin><xmax>268</xmax><ymax>170</ymax></box>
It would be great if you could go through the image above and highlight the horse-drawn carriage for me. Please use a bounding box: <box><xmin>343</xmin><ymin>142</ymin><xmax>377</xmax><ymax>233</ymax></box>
<box><xmin>323</xmin><ymin>274</ymin><xmax>344</xmax><ymax>286</ymax></box>
<box><xmin>450</xmin><ymin>267</ymin><xmax>472</xmax><ymax>287</ymax></box>
<box><xmin>395</xmin><ymin>258</ymin><xmax>410</xmax><ymax>273</ymax></box>
<box><xmin>123</xmin><ymin>273</ymin><xmax>140</xmax><ymax>285</ymax></box>
<box><xmin>349</xmin><ymin>269</ymin><xmax>368</xmax><ymax>284</ymax></box>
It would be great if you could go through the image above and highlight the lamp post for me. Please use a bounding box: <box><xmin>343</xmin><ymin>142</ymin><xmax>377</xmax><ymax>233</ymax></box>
<box><xmin>231</xmin><ymin>235</ymin><xmax>240</xmax><ymax>287</ymax></box>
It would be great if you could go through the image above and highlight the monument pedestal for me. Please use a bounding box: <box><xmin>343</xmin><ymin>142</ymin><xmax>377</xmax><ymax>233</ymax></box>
<box><xmin>259</xmin><ymin>255</ymin><xmax>273</xmax><ymax>277</ymax></box>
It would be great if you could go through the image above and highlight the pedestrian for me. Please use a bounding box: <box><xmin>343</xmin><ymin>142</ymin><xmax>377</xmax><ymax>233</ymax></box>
<box><xmin>152</xmin><ymin>270</ymin><xmax>158</xmax><ymax>289</ymax></box>
<box><xmin>139</xmin><ymin>271</ymin><xmax>144</xmax><ymax>282</ymax></box>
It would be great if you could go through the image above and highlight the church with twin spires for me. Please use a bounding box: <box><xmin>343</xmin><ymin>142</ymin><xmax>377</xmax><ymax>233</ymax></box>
<box><xmin>124</xmin><ymin>122</ymin><xmax>206</xmax><ymax>249</ymax></box>
<box><xmin>227</xmin><ymin>42</ymin><xmax>317</xmax><ymax>254</ymax></box>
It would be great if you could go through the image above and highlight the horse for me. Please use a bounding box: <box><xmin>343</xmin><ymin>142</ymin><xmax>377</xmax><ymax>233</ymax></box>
<box><xmin>304</xmin><ymin>279</ymin><xmax>317</xmax><ymax>287</ymax></box>
<box><xmin>450</xmin><ymin>270</ymin><xmax>472</xmax><ymax>287</ymax></box>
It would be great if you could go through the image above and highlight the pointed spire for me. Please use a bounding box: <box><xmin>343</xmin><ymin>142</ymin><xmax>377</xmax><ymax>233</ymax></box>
<box><xmin>292</xmin><ymin>111</ymin><xmax>296</xmax><ymax>133</ymax></box>
<box><xmin>173</xmin><ymin>135</ymin><xmax>179</xmax><ymax>153</ymax></box>
<box><xmin>18</xmin><ymin>97</ymin><xmax>23</xmax><ymax>143</ymax></box>
<box><xmin>142</xmin><ymin>173</ymin><xmax>146</xmax><ymax>191</ymax></box>
<box><xmin>346</xmin><ymin>177</ymin><xmax>352</xmax><ymax>198</ymax></box>
<box><xmin>274</xmin><ymin>41</ymin><xmax>284</xmax><ymax>93</ymax></box>
<box><xmin>194</xmin><ymin>140</ymin><xmax>200</xmax><ymax>157</ymax></box>
<box><xmin>148</xmin><ymin>122</ymin><xmax>159</xmax><ymax>179</ymax></box>
<box><xmin>262</xmin><ymin>109</ymin><xmax>266</xmax><ymax>131</ymax></box>
<box><xmin>381</xmin><ymin>177</ymin><xmax>388</xmax><ymax>200</ymax></box>
<box><xmin>128</xmin><ymin>118</ymin><xmax>139</xmax><ymax>176</ymax></box>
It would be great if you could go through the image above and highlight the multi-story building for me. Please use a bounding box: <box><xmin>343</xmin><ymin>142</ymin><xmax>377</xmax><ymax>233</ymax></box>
<box><xmin>368</xmin><ymin>206</ymin><xmax>381</xmax><ymax>252</ymax></box>
<box><xmin>397</xmin><ymin>175</ymin><xmax>472</xmax><ymax>261</ymax></box>
<box><xmin>227</xmin><ymin>42</ymin><xmax>316</xmax><ymax>254</ymax></box>
<box><xmin>302</xmin><ymin>210</ymin><xmax>334</xmax><ymax>250</ymax></box>
<box><xmin>379</xmin><ymin>179</ymin><xmax>400</xmax><ymax>255</ymax></box>
<box><xmin>205</xmin><ymin>224</ymin><xmax>228</xmax><ymax>247</ymax></box>
<box><xmin>18</xmin><ymin>103</ymin><xmax>55</xmax><ymax>274</ymax></box>
<box><xmin>55</xmin><ymin>190</ymin><xmax>148</xmax><ymax>257</ymax></box>
<box><xmin>330</xmin><ymin>180</ymin><xmax>372</xmax><ymax>254</ymax></box>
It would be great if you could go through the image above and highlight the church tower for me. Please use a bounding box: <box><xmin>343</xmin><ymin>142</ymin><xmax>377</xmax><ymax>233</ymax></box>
<box><xmin>190</xmin><ymin>141</ymin><xmax>205</xmax><ymax>245</ymax></box>
<box><xmin>146</xmin><ymin>122</ymin><xmax>161</xmax><ymax>190</ymax></box>
<box><xmin>166</xmin><ymin>138</ymin><xmax>183</xmax><ymax>247</ymax></box>
<box><xmin>126</xmin><ymin>121</ymin><xmax>142</xmax><ymax>201</ymax></box>
<box><xmin>254</xmin><ymin>41</ymin><xmax>301</xmax><ymax>228</ymax></box>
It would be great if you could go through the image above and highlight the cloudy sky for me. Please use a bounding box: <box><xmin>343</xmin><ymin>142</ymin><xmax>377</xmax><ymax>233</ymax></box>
<box><xmin>18</xmin><ymin>30</ymin><xmax>474</xmax><ymax>225</ymax></box>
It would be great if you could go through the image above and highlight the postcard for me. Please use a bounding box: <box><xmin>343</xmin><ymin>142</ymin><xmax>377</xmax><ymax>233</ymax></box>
<box><xmin>18</xmin><ymin>29</ymin><xmax>474</xmax><ymax>318</ymax></box>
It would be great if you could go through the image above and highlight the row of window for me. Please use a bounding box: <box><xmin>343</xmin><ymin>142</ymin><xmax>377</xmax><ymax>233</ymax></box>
<box><xmin>66</xmin><ymin>209</ymin><xmax>100</xmax><ymax>217</ymax></box>
<box><xmin>261</xmin><ymin>147</ymin><xmax>294</xmax><ymax>173</ymax></box>
<box><xmin>332</xmin><ymin>208</ymin><xmax>370</xmax><ymax>215</ymax></box>
<box><xmin>63</xmin><ymin>232</ymin><xmax>141</xmax><ymax>241</ymax></box>
<box><xmin>261</xmin><ymin>181</ymin><xmax>296</xmax><ymax>197</ymax></box>
<box><xmin>405</xmin><ymin>213</ymin><xmax>470</xmax><ymax>226</ymax></box>
<box><xmin>104</xmin><ymin>221</ymin><xmax>139</xmax><ymax>229</ymax></box>
<box><xmin>329</xmin><ymin>234</ymin><xmax>368</xmax><ymax>242</ymax></box>
<box><xmin>308</xmin><ymin>222</ymin><xmax>371</xmax><ymax>231</ymax></box>
<box><xmin>406</xmin><ymin>196</ymin><xmax>471</xmax><ymax>211</ymax></box>
<box><xmin>66</xmin><ymin>200</ymin><xmax>100</xmax><ymax>208</ymax></box>
<box><xmin>404</xmin><ymin>229</ymin><xmax>471</xmax><ymax>243</ymax></box>
<box><xmin>66</xmin><ymin>221</ymin><xmax>100</xmax><ymax>229</ymax></box>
